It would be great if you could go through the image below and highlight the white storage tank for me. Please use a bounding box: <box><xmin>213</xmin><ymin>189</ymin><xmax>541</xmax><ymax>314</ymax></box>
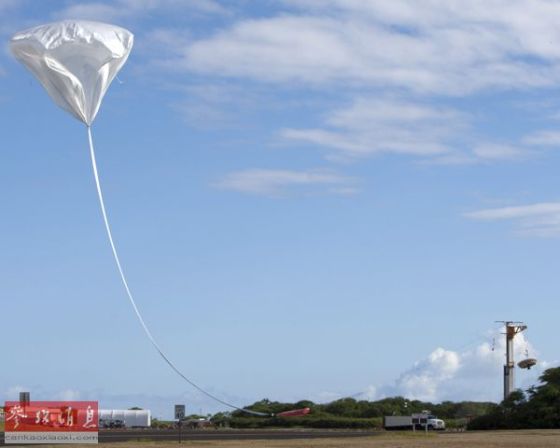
<box><xmin>99</xmin><ymin>409</ymin><xmax>151</xmax><ymax>428</ymax></box>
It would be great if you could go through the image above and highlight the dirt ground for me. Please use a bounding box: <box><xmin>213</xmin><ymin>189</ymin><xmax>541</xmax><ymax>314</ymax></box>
<box><xmin>37</xmin><ymin>429</ymin><xmax>560</xmax><ymax>448</ymax></box>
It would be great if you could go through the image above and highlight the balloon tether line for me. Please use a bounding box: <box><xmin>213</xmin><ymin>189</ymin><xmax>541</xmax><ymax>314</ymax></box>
<box><xmin>86</xmin><ymin>125</ymin><xmax>269</xmax><ymax>417</ymax></box>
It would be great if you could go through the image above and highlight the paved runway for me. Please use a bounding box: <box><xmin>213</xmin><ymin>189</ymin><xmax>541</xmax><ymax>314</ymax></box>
<box><xmin>1</xmin><ymin>429</ymin><xmax>379</xmax><ymax>445</ymax></box>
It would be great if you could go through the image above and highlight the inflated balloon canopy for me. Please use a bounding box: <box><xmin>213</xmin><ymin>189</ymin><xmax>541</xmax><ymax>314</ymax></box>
<box><xmin>10</xmin><ymin>20</ymin><xmax>133</xmax><ymax>126</ymax></box>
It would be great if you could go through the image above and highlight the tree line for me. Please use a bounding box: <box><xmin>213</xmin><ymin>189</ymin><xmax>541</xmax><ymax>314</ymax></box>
<box><xmin>211</xmin><ymin>367</ymin><xmax>560</xmax><ymax>429</ymax></box>
<box><xmin>210</xmin><ymin>395</ymin><xmax>495</xmax><ymax>429</ymax></box>
<box><xmin>468</xmin><ymin>367</ymin><xmax>560</xmax><ymax>429</ymax></box>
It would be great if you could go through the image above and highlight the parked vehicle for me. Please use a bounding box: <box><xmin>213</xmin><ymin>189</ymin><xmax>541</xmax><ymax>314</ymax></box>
<box><xmin>99</xmin><ymin>418</ymin><xmax>125</xmax><ymax>429</ymax></box>
<box><xmin>384</xmin><ymin>412</ymin><xmax>445</xmax><ymax>431</ymax></box>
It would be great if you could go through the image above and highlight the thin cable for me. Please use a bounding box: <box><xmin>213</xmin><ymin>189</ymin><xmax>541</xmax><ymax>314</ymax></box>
<box><xmin>87</xmin><ymin>126</ymin><xmax>269</xmax><ymax>417</ymax></box>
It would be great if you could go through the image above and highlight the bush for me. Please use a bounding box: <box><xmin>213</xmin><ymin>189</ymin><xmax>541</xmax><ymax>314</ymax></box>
<box><xmin>228</xmin><ymin>416</ymin><xmax>382</xmax><ymax>429</ymax></box>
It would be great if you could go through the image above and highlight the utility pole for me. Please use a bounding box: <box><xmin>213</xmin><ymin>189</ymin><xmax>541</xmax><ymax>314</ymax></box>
<box><xmin>497</xmin><ymin>321</ymin><xmax>527</xmax><ymax>400</ymax></box>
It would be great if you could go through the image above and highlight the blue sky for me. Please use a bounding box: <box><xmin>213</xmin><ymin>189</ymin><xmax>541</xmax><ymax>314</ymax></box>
<box><xmin>1</xmin><ymin>0</ymin><xmax>560</xmax><ymax>419</ymax></box>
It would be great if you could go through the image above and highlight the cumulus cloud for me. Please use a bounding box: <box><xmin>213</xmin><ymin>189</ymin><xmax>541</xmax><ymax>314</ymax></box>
<box><xmin>214</xmin><ymin>168</ymin><xmax>358</xmax><ymax>197</ymax></box>
<box><xmin>353</xmin><ymin>330</ymin><xmax>549</xmax><ymax>403</ymax></box>
<box><xmin>465</xmin><ymin>202</ymin><xmax>560</xmax><ymax>237</ymax></box>
<box><xmin>387</xmin><ymin>348</ymin><xmax>461</xmax><ymax>402</ymax></box>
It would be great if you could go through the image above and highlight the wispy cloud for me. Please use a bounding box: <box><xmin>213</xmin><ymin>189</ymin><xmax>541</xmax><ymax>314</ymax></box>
<box><xmin>47</xmin><ymin>0</ymin><xmax>560</xmax><ymax>168</ymax></box>
<box><xmin>280</xmin><ymin>98</ymin><xmax>536</xmax><ymax>163</ymax></box>
<box><xmin>428</xmin><ymin>141</ymin><xmax>548</xmax><ymax>166</ymax></box>
<box><xmin>471</xmin><ymin>144</ymin><xmax>530</xmax><ymax>161</ymax></box>
<box><xmin>523</xmin><ymin>130</ymin><xmax>560</xmax><ymax>147</ymax></box>
<box><xmin>55</xmin><ymin>2</ymin><xmax>120</xmax><ymax>22</ymax></box>
<box><xmin>465</xmin><ymin>202</ymin><xmax>560</xmax><ymax>237</ymax></box>
<box><xmin>0</xmin><ymin>0</ymin><xmax>26</xmax><ymax>75</ymax></box>
<box><xmin>55</xmin><ymin>0</ymin><xmax>228</xmax><ymax>22</ymax></box>
<box><xmin>5</xmin><ymin>385</ymin><xmax>29</xmax><ymax>397</ymax></box>
<box><xmin>281</xmin><ymin>98</ymin><xmax>460</xmax><ymax>160</ymax></box>
<box><xmin>150</xmin><ymin>0</ymin><xmax>560</xmax><ymax>166</ymax></box>
<box><xmin>58</xmin><ymin>389</ymin><xmax>82</xmax><ymax>401</ymax></box>
<box><xmin>214</xmin><ymin>168</ymin><xmax>358</xmax><ymax>197</ymax></box>
<box><xmin>169</xmin><ymin>82</ymin><xmax>270</xmax><ymax>129</ymax></box>
<box><xmin>173</xmin><ymin>1</ymin><xmax>560</xmax><ymax>94</ymax></box>
<box><xmin>0</xmin><ymin>0</ymin><xmax>22</xmax><ymax>14</ymax></box>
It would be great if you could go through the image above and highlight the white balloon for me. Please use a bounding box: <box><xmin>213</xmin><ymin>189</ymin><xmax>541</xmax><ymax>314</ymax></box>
<box><xmin>10</xmin><ymin>20</ymin><xmax>133</xmax><ymax>126</ymax></box>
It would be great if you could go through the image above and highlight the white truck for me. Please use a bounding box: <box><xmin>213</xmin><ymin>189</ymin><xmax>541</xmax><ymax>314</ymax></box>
<box><xmin>384</xmin><ymin>412</ymin><xmax>445</xmax><ymax>431</ymax></box>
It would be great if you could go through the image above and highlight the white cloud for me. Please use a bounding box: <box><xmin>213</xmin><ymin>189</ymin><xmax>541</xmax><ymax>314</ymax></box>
<box><xmin>175</xmin><ymin>1</ymin><xmax>560</xmax><ymax>94</ymax></box>
<box><xmin>328</xmin><ymin>99</ymin><xmax>460</xmax><ymax>128</ymax></box>
<box><xmin>42</xmin><ymin>1</ymin><xmax>560</xmax><ymax>168</ymax></box>
<box><xmin>523</xmin><ymin>130</ymin><xmax>560</xmax><ymax>147</ymax></box>
<box><xmin>84</xmin><ymin>1</ymin><xmax>560</xmax><ymax>166</ymax></box>
<box><xmin>0</xmin><ymin>0</ymin><xmax>21</xmax><ymax>14</ymax></box>
<box><xmin>56</xmin><ymin>3</ymin><xmax>120</xmax><ymax>22</ymax></box>
<box><xmin>169</xmin><ymin>82</ymin><xmax>270</xmax><ymax>129</ymax></box>
<box><xmin>0</xmin><ymin>0</ymin><xmax>25</xmax><ymax>75</ymax></box>
<box><xmin>367</xmin><ymin>330</ymin><xmax>547</xmax><ymax>402</ymax></box>
<box><xmin>57</xmin><ymin>389</ymin><xmax>81</xmax><ymax>401</ymax></box>
<box><xmin>465</xmin><ymin>202</ymin><xmax>560</xmax><ymax>237</ymax></box>
<box><xmin>55</xmin><ymin>0</ymin><xmax>228</xmax><ymax>22</ymax></box>
<box><xmin>465</xmin><ymin>202</ymin><xmax>560</xmax><ymax>220</ymax></box>
<box><xmin>214</xmin><ymin>168</ymin><xmax>358</xmax><ymax>197</ymax></box>
<box><xmin>388</xmin><ymin>348</ymin><xmax>461</xmax><ymax>402</ymax></box>
<box><xmin>282</xmin><ymin>98</ymin><xmax>460</xmax><ymax>159</ymax></box>
<box><xmin>4</xmin><ymin>385</ymin><xmax>29</xmax><ymax>399</ymax></box>
<box><xmin>288</xmin><ymin>0</ymin><xmax>560</xmax><ymax>62</ymax></box>
<box><xmin>352</xmin><ymin>385</ymin><xmax>377</xmax><ymax>401</ymax></box>
<box><xmin>141</xmin><ymin>28</ymin><xmax>192</xmax><ymax>57</ymax></box>
<box><xmin>472</xmin><ymin>144</ymin><xmax>529</xmax><ymax>161</ymax></box>
<box><xmin>281</xmin><ymin>98</ymin><xmax>533</xmax><ymax>163</ymax></box>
